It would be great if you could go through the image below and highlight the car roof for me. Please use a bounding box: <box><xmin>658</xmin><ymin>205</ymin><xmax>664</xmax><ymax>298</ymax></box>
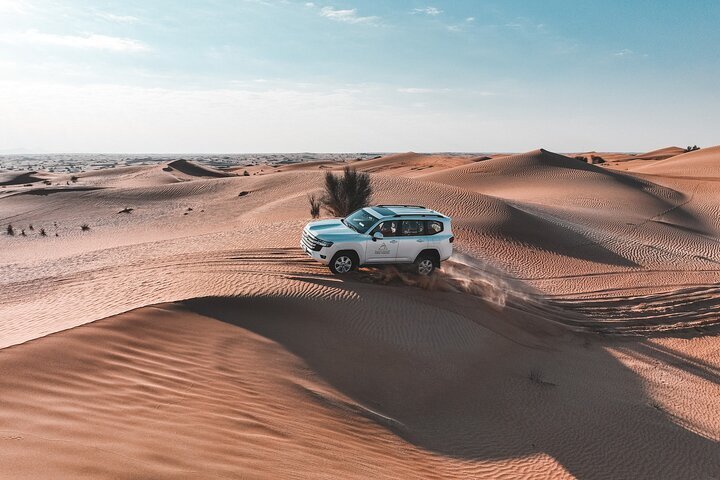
<box><xmin>366</xmin><ymin>205</ymin><xmax>447</xmax><ymax>219</ymax></box>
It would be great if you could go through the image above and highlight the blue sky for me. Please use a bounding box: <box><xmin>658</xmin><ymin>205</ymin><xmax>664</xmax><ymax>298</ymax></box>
<box><xmin>0</xmin><ymin>0</ymin><xmax>718</xmax><ymax>153</ymax></box>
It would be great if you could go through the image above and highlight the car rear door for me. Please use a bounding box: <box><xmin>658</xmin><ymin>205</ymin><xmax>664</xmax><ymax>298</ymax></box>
<box><xmin>365</xmin><ymin>220</ymin><xmax>400</xmax><ymax>263</ymax></box>
<box><xmin>396</xmin><ymin>219</ymin><xmax>428</xmax><ymax>262</ymax></box>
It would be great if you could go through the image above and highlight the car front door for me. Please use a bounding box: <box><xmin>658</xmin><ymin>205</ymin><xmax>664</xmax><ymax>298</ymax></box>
<box><xmin>396</xmin><ymin>219</ymin><xmax>428</xmax><ymax>262</ymax></box>
<box><xmin>365</xmin><ymin>220</ymin><xmax>400</xmax><ymax>263</ymax></box>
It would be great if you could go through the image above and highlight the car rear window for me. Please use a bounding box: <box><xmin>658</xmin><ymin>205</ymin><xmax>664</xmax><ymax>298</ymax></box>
<box><xmin>426</xmin><ymin>220</ymin><xmax>443</xmax><ymax>235</ymax></box>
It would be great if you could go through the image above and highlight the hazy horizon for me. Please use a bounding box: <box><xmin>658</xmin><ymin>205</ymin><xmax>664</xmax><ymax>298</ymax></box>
<box><xmin>0</xmin><ymin>148</ymin><xmax>652</xmax><ymax>156</ymax></box>
<box><xmin>1</xmin><ymin>0</ymin><xmax>718</xmax><ymax>153</ymax></box>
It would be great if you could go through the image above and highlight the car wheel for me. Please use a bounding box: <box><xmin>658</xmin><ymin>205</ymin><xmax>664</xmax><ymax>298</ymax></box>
<box><xmin>329</xmin><ymin>253</ymin><xmax>355</xmax><ymax>274</ymax></box>
<box><xmin>415</xmin><ymin>255</ymin><xmax>435</xmax><ymax>276</ymax></box>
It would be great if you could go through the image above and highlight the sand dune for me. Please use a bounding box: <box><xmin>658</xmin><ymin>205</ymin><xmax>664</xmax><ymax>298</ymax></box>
<box><xmin>633</xmin><ymin>145</ymin><xmax>720</xmax><ymax>178</ymax></box>
<box><xmin>578</xmin><ymin>146</ymin><xmax>688</xmax><ymax>170</ymax></box>
<box><xmin>1</xmin><ymin>147</ymin><xmax>719</xmax><ymax>478</ymax></box>
<box><xmin>0</xmin><ymin>171</ymin><xmax>44</xmax><ymax>186</ymax></box>
<box><xmin>633</xmin><ymin>146</ymin><xmax>687</xmax><ymax>161</ymax></box>
<box><xmin>281</xmin><ymin>152</ymin><xmax>482</xmax><ymax>178</ymax></box>
<box><xmin>166</xmin><ymin>159</ymin><xmax>236</xmax><ymax>178</ymax></box>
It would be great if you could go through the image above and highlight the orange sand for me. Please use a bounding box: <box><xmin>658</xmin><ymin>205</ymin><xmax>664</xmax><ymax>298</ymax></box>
<box><xmin>1</xmin><ymin>146</ymin><xmax>719</xmax><ymax>478</ymax></box>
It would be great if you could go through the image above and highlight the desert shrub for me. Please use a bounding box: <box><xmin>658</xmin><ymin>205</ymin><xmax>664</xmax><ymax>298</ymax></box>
<box><xmin>574</xmin><ymin>155</ymin><xmax>587</xmax><ymax>163</ymax></box>
<box><xmin>28</xmin><ymin>224</ymin><xmax>34</xmax><ymax>231</ymax></box>
<box><xmin>590</xmin><ymin>155</ymin><xmax>605</xmax><ymax>164</ymax></box>
<box><xmin>70</xmin><ymin>175</ymin><xmax>79</xmax><ymax>183</ymax></box>
<box><xmin>6</xmin><ymin>224</ymin><xmax>14</xmax><ymax>236</ymax></box>
<box><xmin>528</xmin><ymin>369</ymin><xmax>557</xmax><ymax>387</ymax></box>
<box><xmin>308</xmin><ymin>194</ymin><xmax>321</xmax><ymax>218</ymax></box>
<box><xmin>80</xmin><ymin>224</ymin><xmax>90</xmax><ymax>231</ymax></box>
<box><xmin>685</xmin><ymin>145</ymin><xmax>700</xmax><ymax>152</ymax></box>
<box><xmin>39</xmin><ymin>228</ymin><xmax>47</xmax><ymax>236</ymax></box>
<box><xmin>529</xmin><ymin>369</ymin><xmax>544</xmax><ymax>384</ymax></box>
<box><xmin>243</xmin><ymin>170</ymin><xmax>250</xmax><ymax>176</ymax></box>
<box><xmin>320</xmin><ymin>167</ymin><xmax>373</xmax><ymax>217</ymax></box>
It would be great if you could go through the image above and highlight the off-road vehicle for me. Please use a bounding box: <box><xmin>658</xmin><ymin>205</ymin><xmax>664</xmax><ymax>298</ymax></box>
<box><xmin>301</xmin><ymin>205</ymin><xmax>454</xmax><ymax>275</ymax></box>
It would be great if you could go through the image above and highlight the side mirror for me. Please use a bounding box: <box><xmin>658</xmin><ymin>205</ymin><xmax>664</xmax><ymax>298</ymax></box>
<box><xmin>372</xmin><ymin>231</ymin><xmax>384</xmax><ymax>241</ymax></box>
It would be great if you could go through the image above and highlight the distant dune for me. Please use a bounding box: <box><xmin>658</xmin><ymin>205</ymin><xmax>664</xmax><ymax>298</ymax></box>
<box><xmin>633</xmin><ymin>145</ymin><xmax>720</xmax><ymax>178</ymax></box>
<box><xmin>167</xmin><ymin>159</ymin><xmax>236</xmax><ymax>178</ymax></box>
<box><xmin>633</xmin><ymin>146</ymin><xmax>687</xmax><ymax>161</ymax></box>
<box><xmin>1</xmin><ymin>146</ymin><xmax>719</xmax><ymax>478</ymax></box>
<box><xmin>0</xmin><ymin>171</ymin><xmax>44</xmax><ymax>186</ymax></box>
<box><xmin>279</xmin><ymin>152</ymin><xmax>482</xmax><ymax>178</ymax></box>
<box><xmin>581</xmin><ymin>146</ymin><xmax>687</xmax><ymax>169</ymax></box>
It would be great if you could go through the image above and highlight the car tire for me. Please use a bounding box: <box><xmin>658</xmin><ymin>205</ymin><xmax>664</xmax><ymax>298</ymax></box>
<box><xmin>329</xmin><ymin>252</ymin><xmax>356</xmax><ymax>275</ymax></box>
<box><xmin>415</xmin><ymin>254</ymin><xmax>435</xmax><ymax>276</ymax></box>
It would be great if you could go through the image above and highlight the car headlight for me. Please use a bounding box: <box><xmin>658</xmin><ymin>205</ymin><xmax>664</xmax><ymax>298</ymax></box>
<box><xmin>316</xmin><ymin>238</ymin><xmax>334</xmax><ymax>247</ymax></box>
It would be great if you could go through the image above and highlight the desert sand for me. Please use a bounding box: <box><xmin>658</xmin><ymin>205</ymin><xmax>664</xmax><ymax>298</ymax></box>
<box><xmin>1</xmin><ymin>146</ymin><xmax>719</xmax><ymax>479</ymax></box>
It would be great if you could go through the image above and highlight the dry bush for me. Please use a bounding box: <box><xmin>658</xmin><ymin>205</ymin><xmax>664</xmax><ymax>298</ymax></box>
<box><xmin>321</xmin><ymin>167</ymin><xmax>372</xmax><ymax>217</ymax></box>
<box><xmin>308</xmin><ymin>194</ymin><xmax>321</xmax><ymax>218</ymax></box>
<box><xmin>528</xmin><ymin>369</ymin><xmax>557</xmax><ymax>387</ymax></box>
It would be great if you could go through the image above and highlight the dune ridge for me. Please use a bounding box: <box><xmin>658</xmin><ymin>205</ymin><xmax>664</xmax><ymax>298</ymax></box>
<box><xmin>167</xmin><ymin>159</ymin><xmax>236</xmax><ymax>178</ymax></box>
<box><xmin>0</xmin><ymin>171</ymin><xmax>44</xmax><ymax>186</ymax></box>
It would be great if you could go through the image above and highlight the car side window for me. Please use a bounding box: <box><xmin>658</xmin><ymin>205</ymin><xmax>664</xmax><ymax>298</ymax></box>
<box><xmin>401</xmin><ymin>220</ymin><xmax>425</xmax><ymax>236</ymax></box>
<box><xmin>426</xmin><ymin>220</ymin><xmax>443</xmax><ymax>235</ymax></box>
<box><xmin>373</xmin><ymin>221</ymin><xmax>398</xmax><ymax>237</ymax></box>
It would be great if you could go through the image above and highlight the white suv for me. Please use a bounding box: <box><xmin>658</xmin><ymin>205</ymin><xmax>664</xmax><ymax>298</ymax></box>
<box><xmin>301</xmin><ymin>205</ymin><xmax>454</xmax><ymax>275</ymax></box>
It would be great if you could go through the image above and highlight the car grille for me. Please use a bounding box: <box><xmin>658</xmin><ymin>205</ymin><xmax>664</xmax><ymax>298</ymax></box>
<box><xmin>301</xmin><ymin>231</ymin><xmax>323</xmax><ymax>251</ymax></box>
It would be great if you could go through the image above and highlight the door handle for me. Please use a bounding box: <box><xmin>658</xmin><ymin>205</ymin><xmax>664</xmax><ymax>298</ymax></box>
<box><xmin>416</xmin><ymin>239</ymin><xmax>424</xmax><ymax>243</ymax></box>
<box><xmin>389</xmin><ymin>240</ymin><xmax>398</xmax><ymax>244</ymax></box>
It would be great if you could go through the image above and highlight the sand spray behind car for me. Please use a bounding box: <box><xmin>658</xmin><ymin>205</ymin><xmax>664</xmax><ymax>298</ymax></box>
<box><xmin>358</xmin><ymin>251</ymin><xmax>537</xmax><ymax>309</ymax></box>
<box><xmin>441</xmin><ymin>252</ymin><xmax>537</xmax><ymax>307</ymax></box>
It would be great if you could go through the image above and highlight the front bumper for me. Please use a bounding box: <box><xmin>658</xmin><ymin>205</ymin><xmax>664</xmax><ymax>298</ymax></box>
<box><xmin>301</xmin><ymin>242</ymin><xmax>330</xmax><ymax>264</ymax></box>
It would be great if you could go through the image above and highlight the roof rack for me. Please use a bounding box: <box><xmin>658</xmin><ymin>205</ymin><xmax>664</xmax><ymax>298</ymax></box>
<box><xmin>376</xmin><ymin>204</ymin><xmax>427</xmax><ymax>209</ymax></box>
<box><xmin>393</xmin><ymin>213</ymin><xmax>445</xmax><ymax>218</ymax></box>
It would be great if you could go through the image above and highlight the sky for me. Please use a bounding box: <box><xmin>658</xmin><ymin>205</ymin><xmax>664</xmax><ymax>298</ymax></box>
<box><xmin>0</xmin><ymin>0</ymin><xmax>718</xmax><ymax>153</ymax></box>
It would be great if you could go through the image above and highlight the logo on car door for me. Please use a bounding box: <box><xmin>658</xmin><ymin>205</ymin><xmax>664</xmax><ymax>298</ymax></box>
<box><xmin>374</xmin><ymin>243</ymin><xmax>390</xmax><ymax>255</ymax></box>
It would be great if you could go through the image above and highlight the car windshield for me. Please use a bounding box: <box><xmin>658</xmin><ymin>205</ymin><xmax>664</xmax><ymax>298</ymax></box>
<box><xmin>343</xmin><ymin>208</ymin><xmax>379</xmax><ymax>234</ymax></box>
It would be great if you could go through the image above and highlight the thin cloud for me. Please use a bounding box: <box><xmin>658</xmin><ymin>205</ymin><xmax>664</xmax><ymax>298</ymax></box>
<box><xmin>0</xmin><ymin>29</ymin><xmax>149</xmax><ymax>52</ymax></box>
<box><xmin>614</xmin><ymin>48</ymin><xmax>633</xmax><ymax>57</ymax></box>
<box><xmin>0</xmin><ymin>0</ymin><xmax>31</xmax><ymax>14</ymax></box>
<box><xmin>319</xmin><ymin>6</ymin><xmax>379</xmax><ymax>25</ymax></box>
<box><xmin>465</xmin><ymin>17</ymin><xmax>475</xmax><ymax>22</ymax></box>
<box><xmin>96</xmin><ymin>12</ymin><xmax>140</xmax><ymax>24</ymax></box>
<box><xmin>398</xmin><ymin>87</ymin><xmax>496</xmax><ymax>97</ymax></box>
<box><xmin>412</xmin><ymin>6</ymin><xmax>442</xmax><ymax>16</ymax></box>
<box><xmin>398</xmin><ymin>87</ymin><xmax>435</xmax><ymax>94</ymax></box>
